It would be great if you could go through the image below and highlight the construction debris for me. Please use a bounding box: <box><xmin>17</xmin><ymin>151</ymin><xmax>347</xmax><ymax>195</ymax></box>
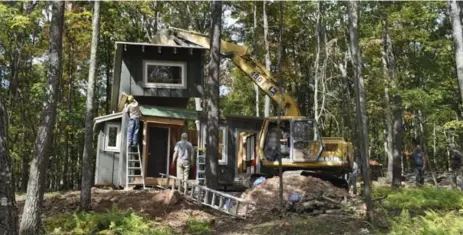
<box><xmin>242</xmin><ymin>175</ymin><xmax>348</xmax><ymax>215</ymax></box>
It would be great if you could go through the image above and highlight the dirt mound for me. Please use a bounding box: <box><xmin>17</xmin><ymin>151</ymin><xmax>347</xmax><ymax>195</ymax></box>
<box><xmin>242</xmin><ymin>175</ymin><xmax>348</xmax><ymax>214</ymax></box>
<box><xmin>17</xmin><ymin>188</ymin><xmax>208</xmax><ymax>220</ymax></box>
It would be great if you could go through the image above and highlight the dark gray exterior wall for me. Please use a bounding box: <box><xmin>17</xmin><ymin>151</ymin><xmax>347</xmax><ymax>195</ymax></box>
<box><xmin>220</xmin><ymin>117</ymin><xmax>263</xmax><ymax>183</ymax></box>
<box><xmin>113</xmin><ymin>44</ymin><xmax>205</xmax><ymax>111</ymax></box>
<box><xmin>200</xmin><ymin>116</ymin><xmax>263</xmax><ymax>184</ymax></box>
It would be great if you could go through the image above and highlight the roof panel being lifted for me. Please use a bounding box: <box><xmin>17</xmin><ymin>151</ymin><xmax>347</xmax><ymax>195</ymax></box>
<box><xmin>115</xmin><ymin>41</ymin><xmax>206</xmax><ymax>50</ymax></box>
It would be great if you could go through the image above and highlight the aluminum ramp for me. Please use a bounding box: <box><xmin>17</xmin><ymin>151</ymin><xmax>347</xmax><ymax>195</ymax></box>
<box><xmin>159</xmin><ymin>174</ymin><xmax>252</xmax><ymax>218</ymax></box>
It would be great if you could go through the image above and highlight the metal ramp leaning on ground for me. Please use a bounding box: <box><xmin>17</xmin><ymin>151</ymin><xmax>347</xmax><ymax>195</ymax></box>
<box><xmin>159</xmin><ymin>174</ymin><xmax>252</xmax><ymax>218</ymax></box>
<box><xmin>126</xmin><ymin>144</ymin><xmax>146</xmax><ymax>189</ymax></box>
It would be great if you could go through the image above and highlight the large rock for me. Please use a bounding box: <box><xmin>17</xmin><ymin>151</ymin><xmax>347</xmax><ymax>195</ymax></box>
<box><xmin>152</xmin><ymin>190</ymin><xmax>182</xmax><ymax>205</ymax></box>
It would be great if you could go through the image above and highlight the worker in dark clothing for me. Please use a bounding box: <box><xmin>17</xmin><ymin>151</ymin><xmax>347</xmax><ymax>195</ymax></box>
<box><xmin>450</xmin><ymin>144</ymin><xmax>462</xmax><ymax>189</ymax></box>
<box><xmin>348</xmin><ymin>161</ymin><xmax>359</xmax><ymax>195</ymax></box>
<box><xmin>413</xmin><ymin>145</ymin><xmax>426</xmax><ymax>187</ymax></box>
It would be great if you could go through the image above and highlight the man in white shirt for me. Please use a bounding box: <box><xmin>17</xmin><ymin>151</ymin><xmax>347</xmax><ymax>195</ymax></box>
<box><xmin>124</xmin><ymin>95</ymin><xmax>141</xmax><ymax>149</ymax></box>
<box><xmin>171</xmin><ymin>133</ymin><xmax>194</xmax><ymax>182</ymax></box>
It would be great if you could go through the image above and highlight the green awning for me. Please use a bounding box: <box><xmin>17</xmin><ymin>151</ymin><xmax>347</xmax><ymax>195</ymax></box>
<box><xmin>140</xmin><ymin>105</ymin><xmax>200</xmax><ymax>120</ymax></box>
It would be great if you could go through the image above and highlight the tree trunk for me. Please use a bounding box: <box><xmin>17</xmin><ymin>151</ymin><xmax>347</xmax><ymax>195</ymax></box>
<box><xmin>314</xmin><ymin>2</ymin><xmax>326</xmax><ymax>122</ymax></box>
<box><xmin>347</xmin><ymin>0</ymin><xmax>374</xmax><ymax>222</ymax></box>
<box><xmin>263</xmin><ymin>0</ymin><xmax>271</xmax><ymax>117</ymax></box>
<box><xmin>205</xmin><ymin>0</ymin><xmax>222</xmax><ymax>190</ymax></box>
<box><xmin>19</xmin><ymin>2</ymin><xmax>64</xmax><ymax>234</ymax></box>
<box><xmin>449</xmin><ymin>0</ymin><xmax>463</xmax><ymax>113</ymax></box>
<box><xmin>253</xmin><ymin>1</ymin><xmax>260</xmax><ymax>117</ymax></box>
<box><xmin>80</xmin><ymin>0</ymin><xmax>101</xmax><ymax>212</ymax></box>
<box><xmin>276</xmin><ymin>0</ymin><xmax>284</xmax><ymax>209</ymax></box>
<box><xmin>391</xmin><ymin>96</ymin><xmax>403</xmax><ymax>187</ymax></box>
<box><xmin>380</xmin><ymin>10</ymin><xmax>402</xmax><ymax>187</ymax></box>
<box><xmin>0</xmin><ymin>98</ymin><xmax>17</xmax><ymax>235</ymax></box>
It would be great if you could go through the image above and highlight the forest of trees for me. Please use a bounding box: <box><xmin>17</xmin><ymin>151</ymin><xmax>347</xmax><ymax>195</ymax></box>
<box><xmin>2</xmin><ymin>0</ymin><xmax>463</xmax><ymax>233</ymax></box>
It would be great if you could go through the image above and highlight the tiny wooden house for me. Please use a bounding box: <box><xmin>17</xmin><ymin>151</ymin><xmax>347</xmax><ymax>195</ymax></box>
<box><xmin>93</xmin><ymin>41</ymin><xmax>264</xmax><ymax>189</ymax></box>
<box><xmin>95</xmin><ymin>42</ymin><xmax>206</xmax><ymax>188</ymax></box>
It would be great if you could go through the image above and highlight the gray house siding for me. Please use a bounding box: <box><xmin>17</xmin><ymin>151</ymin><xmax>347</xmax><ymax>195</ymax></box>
<box><xmin>94</xmin><ymin>122</ymin><xmax>123</xmax><ymax>187</ymax></box>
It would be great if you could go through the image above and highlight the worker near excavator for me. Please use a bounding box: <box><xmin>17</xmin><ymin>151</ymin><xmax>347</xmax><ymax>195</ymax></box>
<box><xmin>124</xmin><ymin>95</ymin><xmax>141</xmax><ymax>150</ymax></box>
<box><xmin>413</xmin><ymin>144</ymin><xmax>426</xmax><ymax>187</ymax></box>
<box><xmin>171</xmin><ymin>133</ymin><xmax>194</xmax><ymax>183</ymax></box>
<box><xmin>450</xmin><ymin>144</ymin><xmax>462</xmax><ymax>188</ymax></box>
<box><xmin>348</xmin><ymin>161</ymin><xmax>359</xmax><ymax>194</ymax></box>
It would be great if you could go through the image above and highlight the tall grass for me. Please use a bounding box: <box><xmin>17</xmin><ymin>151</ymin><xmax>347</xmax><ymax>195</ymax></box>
<box><xmin>44</xmin><ymin>206</ymin><xmax>174</xmax><ymax>235</ymax></box>
<box><xmin>374</xmin><ymin>187</ymin><xmax>463</xmax><ymax>211</ymax></box>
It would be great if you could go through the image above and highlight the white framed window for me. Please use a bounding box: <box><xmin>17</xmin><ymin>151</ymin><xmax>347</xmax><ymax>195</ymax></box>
<box><xmin>143</xmin><ymin>60</ymin><xmax>187</xmax><ymax>89</ymax></box>
<box><xmin>105</xmin><ymin>123</ymin><xmax>121</xmax><ymax>152</ymax></box>
<box><xmin>218</xmin><ymin>127</ymin><xmax>228</xmax><ymax>165</ymax></box>
<box><xmin>201</xmin><ymin>125</ymin><xmax>228</xmax><ymax>165</ymax></box>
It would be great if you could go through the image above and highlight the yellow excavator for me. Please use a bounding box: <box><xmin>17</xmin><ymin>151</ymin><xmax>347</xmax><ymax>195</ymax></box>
<box><xmin>166</xmin><ymin>27</ymin><xmax>354</xmax><ymax>188</ymax></box>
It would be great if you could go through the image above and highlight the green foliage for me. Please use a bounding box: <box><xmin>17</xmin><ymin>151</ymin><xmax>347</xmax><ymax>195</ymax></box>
<box><xmin>443</xmin><ymin>120</ymin><xmax>463</xmax><ymax>131</ymax></box>
<box><xmin>374</xmin><ymin>187</ymin><xmax>463</xmax><ymax>211</ymax></box>
<box><xmin>44</xmin><ymin>206</ymin><xmax>174</xmax><ymax>235</ymax></box>
<box><xmin>185</xmin><ymin>219</ymin><xmax>213</xmax><ymax>235</ymax></box>
<box><xmin>389</xmin><ymin>210</ymin><xmax>463</xmax><ymax>235</ymax></box>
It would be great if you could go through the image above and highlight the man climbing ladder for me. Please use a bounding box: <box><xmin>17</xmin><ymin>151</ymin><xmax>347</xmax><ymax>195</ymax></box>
<box><xmin>124</xmin><ymin>95</ymin><xmax>141</xmax><ymax>150</ymax></box>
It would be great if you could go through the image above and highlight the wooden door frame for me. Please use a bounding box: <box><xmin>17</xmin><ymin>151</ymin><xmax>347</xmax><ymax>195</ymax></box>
<box><xmin>235</xmin><ymin>129</ymin><xmax>259</xmax><ymax>177</ymax></box>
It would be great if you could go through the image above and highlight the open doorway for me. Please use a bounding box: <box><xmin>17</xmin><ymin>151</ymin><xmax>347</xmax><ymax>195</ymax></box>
<box><xmin>146</xmin><ymin>126</ymin><xmax>170</xmax><ymax>177</ymax></box>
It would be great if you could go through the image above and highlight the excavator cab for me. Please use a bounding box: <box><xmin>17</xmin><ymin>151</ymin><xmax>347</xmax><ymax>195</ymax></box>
<box><xmin>260</xmin><ymin>117</ymin><xmax>323</xmax><ymax>164</ymax></box>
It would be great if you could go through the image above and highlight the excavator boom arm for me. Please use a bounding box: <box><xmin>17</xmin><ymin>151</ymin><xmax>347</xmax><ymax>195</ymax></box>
<box><xmin>170</xmin><ymin>27</ymin><xmax>301</xmax><ymax>116</ymax></box>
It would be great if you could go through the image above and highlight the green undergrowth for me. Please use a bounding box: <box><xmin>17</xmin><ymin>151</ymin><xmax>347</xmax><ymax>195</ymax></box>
<box><xmin>389</xmin><ymin>210</ymin><xmax>463</xmax><ymax>235</ymax></box>
<box><xmin>185</xmin><ymin>219</ymin><xmax>214</xmax><ymax>235</ymax></box>
<box><xmin>373</xmin><ymin>187</ymin><xmax>463</xmax><ymax>234</ymax></box>
<box><xmin>373</xmin><ymin>187</ymin><xmax>463</xmax><ymax>211</ymax></box>
<box><xmin>44</xmin><ymin>206</ymin><xmax>174</xmax><ymax>235</ymax></box>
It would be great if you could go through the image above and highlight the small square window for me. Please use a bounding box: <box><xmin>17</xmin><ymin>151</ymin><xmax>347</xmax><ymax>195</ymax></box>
<box><xmin>143</xmin><ymin>60</ymin><xmax>187</xmax><ymax>89</ymax></box>
<box><xmin>105</xmin><ymin>124</ymin><xmax>120</xmax><ymax>152</ymax></box>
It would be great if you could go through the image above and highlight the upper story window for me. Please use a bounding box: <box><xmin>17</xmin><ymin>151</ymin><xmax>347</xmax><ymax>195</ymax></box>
<box><xmin>105</xmin><ymin>123</ymin><xmax>121</xmax><ymax>152</ymax></box>
<box><xmin>143</xmin><ymin>60</ymin><xmax>187</xmax><ymax>89</ymax></box>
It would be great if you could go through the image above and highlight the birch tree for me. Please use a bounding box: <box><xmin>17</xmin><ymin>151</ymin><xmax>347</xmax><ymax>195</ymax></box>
<box><xmin>81</xmin><ymin>0</ymin><xmax>101</xmax><ymax>211</ymax></box>
<box><xmin>263</xmin><ymin>0</ymin><xmax>271</xmax><ymax>117</ymax></box>
<box><xmin>20</xmin><ymin>2</ymin><xmax>65</xmax><ymax>234</ymax></box>
<box><xmin>449</xmin><ymin>0</ymin><xmax>463</xmax><ymax>112</ymax></box>
<box><xmin>253</xmin><ymin>1</ymin><xmax>260</xmax><ymax>117</ymax></box>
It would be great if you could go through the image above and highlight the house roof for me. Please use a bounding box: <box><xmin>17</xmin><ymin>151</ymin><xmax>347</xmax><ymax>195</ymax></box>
<box><xmin>140</xmin><ymin>105</ymin><xmax>200</xmax><ymax>120</ymax></box>
<box><xmin>93</xmin><ymin>112</ymin><xmax>123</xmax><ymax>131</ymax></box>
<box><xmin>115</xmin><ymin>41</ymin><xmax>205</xmax><ymax>50</ymax></box>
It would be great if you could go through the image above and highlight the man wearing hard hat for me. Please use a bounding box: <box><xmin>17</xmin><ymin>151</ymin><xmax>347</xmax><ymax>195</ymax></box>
<box><xmin>124</xmin><ymin>95</ymin><xmax>142</xmax><ymax>150</ymax></box>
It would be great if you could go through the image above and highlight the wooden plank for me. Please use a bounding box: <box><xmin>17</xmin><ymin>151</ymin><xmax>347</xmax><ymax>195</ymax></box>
<box><xmin>142</xmin><ymin>116</ymin><xmax>185</xmax><ymax>126</ymax></box>
<box><xmin>144</xmin><ymin>177</ymin><xmax>196</xmax><ymax>186</ymax></box>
